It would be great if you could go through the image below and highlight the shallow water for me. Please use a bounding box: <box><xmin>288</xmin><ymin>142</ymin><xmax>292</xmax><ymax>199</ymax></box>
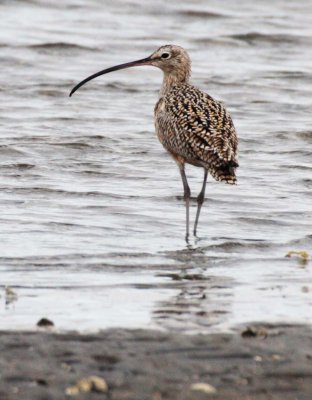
<box><xmin>0</xmin><ymin>0</ymin><xmax>312</xmax><ymax>332</ymax></box>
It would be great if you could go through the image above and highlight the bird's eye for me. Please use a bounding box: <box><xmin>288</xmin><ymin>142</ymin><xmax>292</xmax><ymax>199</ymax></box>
<box><xmin>161</xmin><ymin>52</ymin><xmax>170</xmax><ymax>59</ymax></box>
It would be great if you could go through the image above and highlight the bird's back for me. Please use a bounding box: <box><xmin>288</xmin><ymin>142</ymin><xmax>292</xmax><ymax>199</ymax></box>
<box><xmin>155</xmin><ymin>83</ymin><xmax>238</xmax><ymax>184</ymax></box>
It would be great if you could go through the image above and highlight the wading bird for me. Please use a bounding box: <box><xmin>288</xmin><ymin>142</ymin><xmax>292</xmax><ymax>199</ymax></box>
<box><xmin>70</xmin><ymin>45</ymin><xmax>239</xmax><ymax>240</ymax></box>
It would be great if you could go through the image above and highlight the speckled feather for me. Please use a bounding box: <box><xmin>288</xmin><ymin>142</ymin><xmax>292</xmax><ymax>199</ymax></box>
<box><xmin>155</xmin><ymin>84</ymin><xmax>238</xmax><ymax>184</ymax></box>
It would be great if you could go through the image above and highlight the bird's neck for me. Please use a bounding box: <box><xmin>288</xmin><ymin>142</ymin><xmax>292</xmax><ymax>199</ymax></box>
<box><xmin>160</xmin><ymin>71</ymin><xmax>190</xmax><ymax>97</ymax></box>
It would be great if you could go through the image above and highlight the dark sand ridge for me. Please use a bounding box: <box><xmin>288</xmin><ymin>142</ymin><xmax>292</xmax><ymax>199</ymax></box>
<box><xmin>2</xmin><ymin>323</ymin><xmax>312</xmax><ymax>400</ymax></box>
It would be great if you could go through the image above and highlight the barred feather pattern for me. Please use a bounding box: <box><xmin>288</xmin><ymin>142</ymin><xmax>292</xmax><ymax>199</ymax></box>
<box><xmin>155</xmin><ymin>83</ymin><xmax>238</xmax><ymax>184</ymax></box>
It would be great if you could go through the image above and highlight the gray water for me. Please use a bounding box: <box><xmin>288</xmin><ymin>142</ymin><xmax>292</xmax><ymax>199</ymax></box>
<box><xmin>1</xmin><ymin>0</ymin><xmax>312</xmax><ymax>333</ymax></box>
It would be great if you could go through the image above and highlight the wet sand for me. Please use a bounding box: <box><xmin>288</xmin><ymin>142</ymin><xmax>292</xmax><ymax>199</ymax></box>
<box><xmin>2</xmin><ymin>323</ymin><xmax>312</xmax><ymax>400</ymax></box>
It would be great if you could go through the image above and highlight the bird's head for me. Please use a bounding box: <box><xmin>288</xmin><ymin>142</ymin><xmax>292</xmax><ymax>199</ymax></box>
<box><xmin>69</xmin><ymin>44</ymin><xmax>191</xmax><ymax>97</ymax></box>
<box><xmin>148</xmin><ymin>45</ymin><xmax>191</xmax><ymax>75</ymax></box>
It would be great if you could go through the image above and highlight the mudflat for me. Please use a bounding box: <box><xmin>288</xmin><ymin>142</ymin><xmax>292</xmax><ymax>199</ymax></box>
<box><xmin>2</xmin><ymin>323</ymin><xmax>312</xmax><ymax>400</ymax></box>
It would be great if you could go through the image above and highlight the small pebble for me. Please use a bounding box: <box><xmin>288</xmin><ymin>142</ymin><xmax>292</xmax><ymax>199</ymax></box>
<box><xmin>286</xmin><ymin>250</ymin><xmax>310</xmax><ymax>267</ymax></box>
<box><xmin>66</xmin><ymin>376</ymin><xmax>108</xmax><ymax>396</ymax></box>
<box><xmin>37</xmin><ymin>318</ymin><xmax>54</xmax><ymax>327</ymax></box>
<box><xmin>286</xmin><ymin>250</ymin><xmax>309</xmax><ymax>260</ymax></box>
<box><xmin>241</xmin><ymin>326</ymin><xmax>268</xmax><ymax>338</ymax></box>
<box><xmin>190</xmin><ymin>382</ymin><xmax>217</xmax><ymax>394</ymax></box>
<box><xmin>89</xmin><ymin>376</ymin><xmax>108</xmax><ymax>392</ymax></box>
<box><xmin>5</xmin><ymin>287</ymin><xmax>18</xmax><ymax>304</ymax></box>
<box><xmin>36</xmin><ymin>378</ymin><xmax>48</xmax><ymax>386</ymax></box>
<box><xmin>66</xmin><ymin>386</ymin><xmax>79</xmax><ymax>396</ymax></box>
<box><xmin>5</xmin><ymin>287</ymin><xmax>17</xmax><ymax>297</ymax></box>
<box><xmin>272</xmin><ymin>354</ymin><xmax>282</xmax><ymax>361</ymax></box>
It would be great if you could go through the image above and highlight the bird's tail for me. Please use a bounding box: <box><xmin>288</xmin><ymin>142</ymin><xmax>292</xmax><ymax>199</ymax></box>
<box><xmin>210</xmin><ymin>160</ymin><xmax>238</xmax><ymax>185</ymax></box>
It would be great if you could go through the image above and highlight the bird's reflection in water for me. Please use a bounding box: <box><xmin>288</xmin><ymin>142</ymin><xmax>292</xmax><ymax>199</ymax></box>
<box><xmin>153</xmin><ymin>255</ymin><xmax>233</xmax><ymax>333</ymax></box>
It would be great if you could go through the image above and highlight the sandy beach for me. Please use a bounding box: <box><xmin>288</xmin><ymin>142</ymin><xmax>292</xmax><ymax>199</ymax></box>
<box><xmin>2</xmin><ymin>323</ymin><xmax>312</xmax><ymax>400</ymax></box>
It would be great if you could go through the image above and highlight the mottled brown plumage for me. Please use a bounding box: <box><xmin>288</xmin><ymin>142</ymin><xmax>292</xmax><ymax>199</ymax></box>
<box><xmin>153</xmin><ymin>45</ymin><xmax>238</xmax><ymax>185</ymax></box>
<box><xmin>70</xmin><ymin>44</ymin><xmax>239</xmax><ymax>240</ymax></box>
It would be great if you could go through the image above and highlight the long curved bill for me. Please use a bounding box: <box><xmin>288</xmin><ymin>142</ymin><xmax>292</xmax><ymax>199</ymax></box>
<box><xmin>69</xmin><ymin>56</ymin><xmax>152</xmax><ymax>97</ymax></box>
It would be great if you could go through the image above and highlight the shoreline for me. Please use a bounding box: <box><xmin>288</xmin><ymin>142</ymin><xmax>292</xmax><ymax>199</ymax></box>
<box><xmin>2</xmin><ymin>323</ymin><xmax>312</xmax><ymax>400</ymax></box>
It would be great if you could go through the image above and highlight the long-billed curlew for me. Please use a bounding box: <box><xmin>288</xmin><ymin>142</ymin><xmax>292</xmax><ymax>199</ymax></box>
<box><xmin>70</xmin><ymin>45</ymin><xmax>239</xmax><ymax>240</ymax></box>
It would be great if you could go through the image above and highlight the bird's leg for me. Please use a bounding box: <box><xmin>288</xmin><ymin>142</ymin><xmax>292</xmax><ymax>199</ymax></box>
<box><xmin>194</xmin><ymin>169</ymin><xmax>208</xmax><ymax>236</ymax></box>
<box><xmin>178</xmin><ymin>164</ymin><xmax>191</xmax><ymax>241</ymax></box>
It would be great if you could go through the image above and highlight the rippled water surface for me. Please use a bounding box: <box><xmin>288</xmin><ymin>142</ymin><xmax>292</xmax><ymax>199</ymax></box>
<box><xmin>1</xmin><ymin>0</ymin><xmax>312</xmax><ymax>332</ymax></box>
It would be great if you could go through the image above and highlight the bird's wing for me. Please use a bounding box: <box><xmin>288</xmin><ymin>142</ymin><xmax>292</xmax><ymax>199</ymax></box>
<box><xmin>165</xmin><ymin>84</ymin><xmax>238</xmax><ymax>167</ymax></box>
